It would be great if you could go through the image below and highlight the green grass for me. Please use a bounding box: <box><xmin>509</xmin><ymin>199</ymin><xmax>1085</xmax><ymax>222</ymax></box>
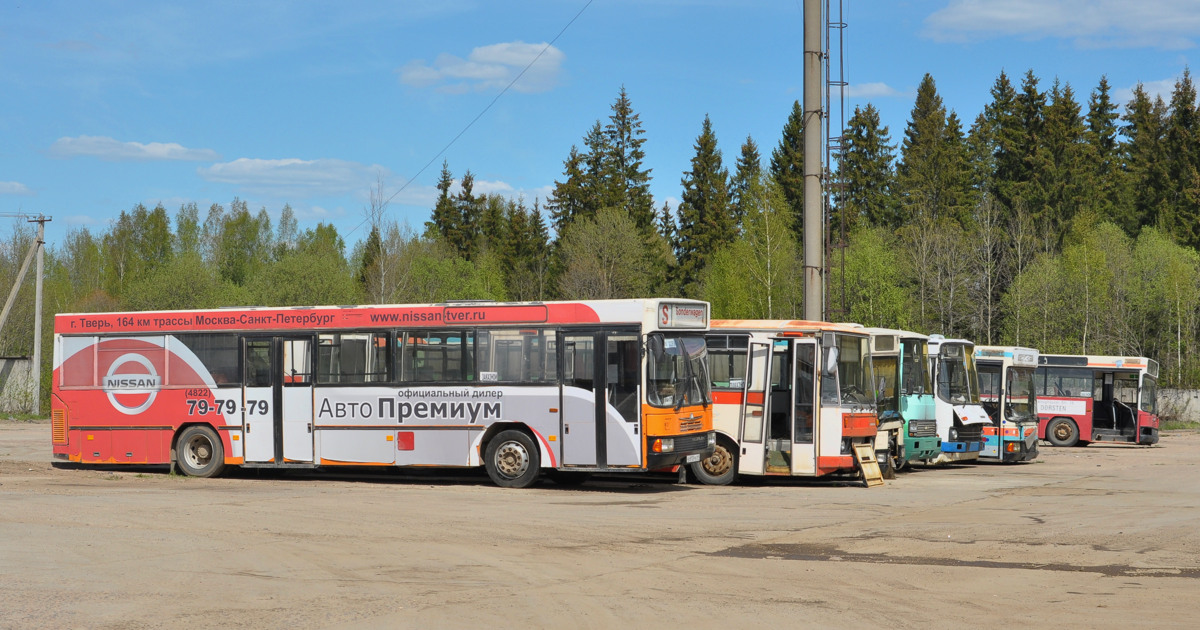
<box><xmin>1161</xmin><ymin>419</ymin><xmax>1200</xmax><ymax>430</ymax></box>
<box><xmin>0</xmin><ymin>413</ymin><xmax>48</xmax><ymax>423</ymax></box>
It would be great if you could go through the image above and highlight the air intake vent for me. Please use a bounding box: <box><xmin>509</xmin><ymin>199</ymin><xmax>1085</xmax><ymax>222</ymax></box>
<box><xmin>52</xmin><ymin>409</ymin><xmax>68</xmax><ymax>444</ymax></box>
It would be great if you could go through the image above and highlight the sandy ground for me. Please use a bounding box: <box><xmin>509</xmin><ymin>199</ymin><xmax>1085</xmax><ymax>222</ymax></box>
<box><xmin>2</xmin><ymin>421</ymin><xmax>1199</xmax><ymax>630</ymax></box>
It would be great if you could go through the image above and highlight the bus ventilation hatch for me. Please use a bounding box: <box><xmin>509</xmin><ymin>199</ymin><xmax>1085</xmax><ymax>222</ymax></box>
<box><xmin>52</xmin><ymin>409</ymin><xmax>68</xmax><ymax>444</ymax></box>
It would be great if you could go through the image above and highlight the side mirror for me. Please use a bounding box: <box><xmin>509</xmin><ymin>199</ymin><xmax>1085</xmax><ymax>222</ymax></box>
<box><xmin>823</xmin><ymin>346</ymin><xmax>839</xmax><ymax>377</ymax></box>
<box><xmin>647</xmin><ymin>334</ymin><xmax>664</xmax><ymax>360</ymax></box>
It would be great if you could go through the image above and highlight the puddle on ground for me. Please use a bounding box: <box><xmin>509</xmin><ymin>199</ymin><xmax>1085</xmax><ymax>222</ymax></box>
<box><xmin>709</xmin><ymin>542</ymin><xmax>1200</xmax><ymax>579</ymax></box>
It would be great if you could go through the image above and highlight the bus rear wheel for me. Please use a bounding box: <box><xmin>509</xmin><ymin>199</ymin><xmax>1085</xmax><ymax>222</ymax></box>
<box><xmin>485</xmin><ymin>430</ymin><xmax>541</xmax><ymax>488</ymax></box>
<box><xmin>176</xmin><ymin>425</ymin><xmax>225</xmax><ymax>478</ymax></box>
<box><xmin>690</xmin><ymin>438</ymin><xmax>737</xmax><ymax>486</ymax></box>
<box><xmin>1046</xmin><ymin>417</ymin><xmax>1080</xmax><ymax>447</ymax></box>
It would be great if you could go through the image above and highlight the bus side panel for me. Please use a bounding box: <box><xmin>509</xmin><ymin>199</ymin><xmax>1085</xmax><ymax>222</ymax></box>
<box><xmin>1036</xmin><ymin>396</ymin><xmax>1092</xmax><ymax>440</ymax></box>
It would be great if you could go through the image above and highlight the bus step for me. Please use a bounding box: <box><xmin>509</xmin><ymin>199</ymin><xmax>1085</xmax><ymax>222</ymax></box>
<box><xmin>852</xmin><ymin>443</ymin><xmax>885</xmax><ymax>488</ymax></box>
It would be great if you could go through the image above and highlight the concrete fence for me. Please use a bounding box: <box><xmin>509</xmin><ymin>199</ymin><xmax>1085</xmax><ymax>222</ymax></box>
<box><xmin>1160</xmin><ymin>389</ymin><xmax>1200</xmax><ymax>424</ymax></box>
<box><xmin>0</xmin><ymin>357</ymin><xmax>36</xmax><ymax>414</ymax></box>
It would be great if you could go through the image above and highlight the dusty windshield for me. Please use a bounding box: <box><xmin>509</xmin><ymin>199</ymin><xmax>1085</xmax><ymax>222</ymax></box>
<box><xmin>936</xmin><ymin>344</ymin><xmax>980</xmax><ymax>404</ymax></box>
<box><xmin>900</xmin><ymin>339</ymin><xmax>930</xmax><ymax>396</ymax></box>
<box><xmin>646</xmin><ymin>334</ymin><xmax>711</xmax><ymax>408</ymax></box>
<box><xmin>872</xmin><ymin>356</ymin><xmax>898</xmax><ymax>412</ymax></box>
<box><xmin>834</xmin><ymin>334</ymin><xmax>875</xmax><ymax>407</ymax></box>
<box><xmin>1006</xmin><ymin>367</ymin><xmax>1036</xmax><ymax>422</ymax></box>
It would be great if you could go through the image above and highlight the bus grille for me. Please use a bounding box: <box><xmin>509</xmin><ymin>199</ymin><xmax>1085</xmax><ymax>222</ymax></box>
<box><xmin>672</xmin><ymin>433</ymin><xmax>710</xmax><ymax>453</ymax></box>
<box><xmin>908</xmin><ymin>419</ymin><xmax>936</xmax><ymax>437</ymax></box>
<box><xmin>52</xmin><ymin>409</ymin><xmax>68</xmax><ymax>444</ymax></box>
<box><xmin>679</xmin><ymin>417</ymin><xmax>703</xmax><ymax>432</ymax></box>
<box><xmin>956</xmin><ymin>423</ymin><xmax>983</xmax><ymax>442</ymax></box>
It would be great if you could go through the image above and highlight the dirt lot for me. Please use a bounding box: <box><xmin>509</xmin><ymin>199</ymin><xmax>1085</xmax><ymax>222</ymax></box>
<box><xmin>2</xmin><ymin>421</ymin><xmax>1199</xmax><ymax>630</ymax></box>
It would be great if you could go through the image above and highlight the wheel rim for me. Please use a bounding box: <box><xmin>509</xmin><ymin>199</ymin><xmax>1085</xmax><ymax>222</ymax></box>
<box><xmin>701</xmin><ymin>445</ymin><xmax>733</xmax><ymax>476</ymax></box>
<box><xmin>1053</xmin><ymin>422</ymin><xmax>1072</xmax><ymax>441</ymax></box>
<box><xmin>184</xmin><ymin>434</ymin><xmax>213</xmax><ymax>469</ymax></box>
<box><xmin>494</xmin><ymin>440</ymin><xmax>530</xmax><ymax>479</ymax></box>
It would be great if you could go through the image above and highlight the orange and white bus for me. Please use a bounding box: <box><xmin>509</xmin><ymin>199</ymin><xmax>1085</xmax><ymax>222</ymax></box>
<box><xmin>691</xmin><ymin>320</ymin><xmax>877</xmax><ymax>485</ymax></box>
<box><xmin>51</xmin><ymin>299</ymin><xmax>715</xmax><ymax>488</ymax></box>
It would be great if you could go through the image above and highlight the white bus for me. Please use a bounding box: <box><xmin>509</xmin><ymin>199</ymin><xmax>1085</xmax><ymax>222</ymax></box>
<box><xmin>692</xmin><ymin>320</ymin><xmax>878</xmax><ymax>485</ymax></box>
<box><xmin>926</xmin><ymin>335</ymin><xmax>988</xmax><ymax>464</ymax></box>
<box><xmin>974</xmin><ymin>345</ymin><xmax>1040</xmax><ymax>462</ymax></box>
<box><xmin>52</xmin><ymin>299</ymin><xmax>716</xmax><ymax>488</ymax></box>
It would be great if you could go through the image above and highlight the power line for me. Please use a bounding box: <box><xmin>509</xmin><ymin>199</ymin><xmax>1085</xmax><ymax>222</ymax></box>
<box><xmin>348</xmin><ymin>0</ymin><xmax>595</xmax><ymax>238</ymax></box>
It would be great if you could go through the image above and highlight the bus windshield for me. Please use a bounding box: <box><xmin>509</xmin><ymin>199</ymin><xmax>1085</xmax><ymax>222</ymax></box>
<box><xmin>937</xmin><ymin>345</ymin><xmax>979</xmax><ymax>404</ymax></box>
<box><xmin>1140</xmin><ymin>375</ymin><xmax>1158</xmax><ymax>414</ymax></box>
<box><xmin>835</xmin><ymin>334</ymin><xmax>875</xmax><ymax>406</ymax></box>
<box><xmin>1006</xmin><ymin>367</ymin><xmax>1036</xmax><ymax>422</ymax></box>
<box><xmin>872</xmin><ymin>356</ymin><xmax>898</xmax><ymax>412</ymax></box>
<box><xmin>900</xmin><ymin>339</ymin><xmax>930</xmax><ymax>396</ymax></box>
<box><xmin>647</xmin><ymin>334</ymin><xmax>711</xmax><ymax>408</ymax></box>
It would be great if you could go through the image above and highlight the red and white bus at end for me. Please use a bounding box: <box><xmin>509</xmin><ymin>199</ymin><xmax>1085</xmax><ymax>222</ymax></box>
<box><xmin>1035</xmin><ymin>354</ymin><xmax>1159</xmax><ymax>447</ymax></box>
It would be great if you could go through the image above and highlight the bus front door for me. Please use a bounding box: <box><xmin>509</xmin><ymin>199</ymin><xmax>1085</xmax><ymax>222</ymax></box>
<box><xmin>242</xmin><ymin>336</ymin><xmax>315</xmax><ymax>464</ymax></box>
<box><xmin>738</xmin><ymin>341</ymin><xmax>771</xmax><ymax>476</ymax></box>
<box><xmin>559</xmin><ymin>330</ymin><xmax>642</xmax><ymax>468</ymax></box>
<box><xmin>561</xmin><ymin>332</ymin><xmax>599</xmax><ymax>466</ymax></box>
<box><xmin>790</xmin><ymin>339</ymin><xmax>818</xmax><ymax>476</ymax></box>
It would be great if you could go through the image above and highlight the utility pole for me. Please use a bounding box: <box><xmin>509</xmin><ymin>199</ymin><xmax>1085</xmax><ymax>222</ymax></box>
<box><xmin>0</xmin><ymin>213</ymin><xmax>50</xmax><ymax>415</ymax></box>
<box><xmin>802</xmin><ymin>0</ymin><xmax>824</xmax><ymax>321</ymax></box>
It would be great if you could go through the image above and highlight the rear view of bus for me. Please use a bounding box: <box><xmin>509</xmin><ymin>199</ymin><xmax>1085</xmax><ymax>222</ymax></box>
<box><xmin>974</xmin><ymin>346</ymin><xmax>1040</xmax><ymax>462</ymax></box>
<box><xmin>693</xmin><ymin>320</ymin><xmax>878</xmax><ymax>485</ymax></box>
<box><xmin>926</xmin><ymin>335</ymin><xmax>987</xmax><ymax>464</ymax></box>
<box><xmin>1035</xmin><ymin>355</ymin><xmax>1159</xmax><ymax>447</ymax></box>
<box><xmin>864</xmin><ymin>328</ymin><xmax>939</xmax><ymax>474</ymax></box>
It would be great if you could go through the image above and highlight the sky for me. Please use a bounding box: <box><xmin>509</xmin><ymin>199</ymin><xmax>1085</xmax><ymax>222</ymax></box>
<box><xmin>2</xmin><ymin>0</ymin><xmax>1199</xmax><ymax>250</ymax></box>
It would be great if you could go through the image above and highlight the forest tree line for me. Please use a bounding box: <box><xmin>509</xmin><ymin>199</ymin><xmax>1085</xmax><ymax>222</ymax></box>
<box><xmin>2</xmin><ymin>71</ymin><xmax>1199</xmax><ymax>410</ymax></box>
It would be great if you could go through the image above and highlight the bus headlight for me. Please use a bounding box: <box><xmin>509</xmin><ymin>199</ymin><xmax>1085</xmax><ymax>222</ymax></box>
<box><xmin>949</xmin><ymin>427</ymin><xmax>959</xmax><ymax>441</ymax></box>
<box><xmin>707</xmin><ymin>432</ymin><xmax>716</xmax><ymax>447</ymax></box>
<box><xmin>652</xmin><ymin>438</ymin><xmax>675</xmax><ymax>453</ymax></box>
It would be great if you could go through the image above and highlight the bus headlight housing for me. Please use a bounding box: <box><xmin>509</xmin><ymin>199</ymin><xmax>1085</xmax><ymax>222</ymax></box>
<box><xmin>949</xmin><ymin>427</ymin><xmax>959</xmax><ymax>441</ymax></box>
<box><xmin>652</xmin><ymin>438</ymin><xmax>675</xmax><ymax>453</ymax></box>
<box><xmin>707</xmin><ymin>432</ymin><xmax>716</xmax><ymax>447</ymax></box>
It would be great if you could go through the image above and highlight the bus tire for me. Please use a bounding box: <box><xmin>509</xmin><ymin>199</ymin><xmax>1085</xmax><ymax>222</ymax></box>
<box><xmin>690</xmin><ymin>436</ymin><xmax>737</xmax><ymax>486</ymax></box>
<box><xmin>485</xmin><ymin>430</ymin><xmax>540</xmax><ymax>488</ymax></box>
<box><xmin>176</xmin><ymin>425</ymin><xmax>225</xmax><ymax>478</ymax></box>
<box><xmin>1046</xmin><ymin>417</ymin><xmax>1079</xmax><ymax>447</ymax></box>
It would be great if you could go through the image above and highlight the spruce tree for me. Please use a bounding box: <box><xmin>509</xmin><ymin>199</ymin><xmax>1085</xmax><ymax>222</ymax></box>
<box><xmin>426</xmin><ymin>161</ymin><xmax>456</xmax><ymax>241</ymax></box>
<box><xmin>546</xmin><ymin>147</ymin><xmax>587</xmax><ymax>234</ymax></box>
<box><xmin>896</xmin><ymin>74</ymin><xmax>970</xmax><ymax>224</ymax></box>
<box><xmin>676</xmin><ymin>115</ymin><xmax>734</xmax><ymax>296</ymax></box>
<box><xmin>731</xmin><ymin>135</ymin><xmax>762</xmax><ymax>229</ymax></box>
<box><xmin>1038</xmin><ymin>79</ymin><xmax>1089</xmax><ymax>242</ymax></box>
<box><xmin>837</xmin><ymin>104</ymin><xmax>898</xmax><ymax>229</ymax></box>
<box><xmin>605</xmin><ymin>86</ymin><xmax>655</xmax><ymax>231</ymax></box>
<box><xmin>1120</xmin><ymin>84</ymin><xmax>1169</xmax><ymax>233</ymax></box>
<box><xmin>769</xmin><ymin>100</ymin><xmax>805</xmax><ymax>240</ymax></box>
<box><xmin>1086</xmin><ymin>77</ymin><xmax>1123</xmax><ymax>227</ymax></box>
<box><xmin>1163</xmin><ymin>69</ymin><xmax>1200</xmax><ymax>246</ymax></box>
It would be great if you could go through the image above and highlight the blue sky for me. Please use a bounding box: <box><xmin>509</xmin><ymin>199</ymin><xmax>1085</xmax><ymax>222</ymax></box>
<box><xmin>3</xmin><ymin>0</ymin><xmax>1198</xmax><ymax>249</ymax></box>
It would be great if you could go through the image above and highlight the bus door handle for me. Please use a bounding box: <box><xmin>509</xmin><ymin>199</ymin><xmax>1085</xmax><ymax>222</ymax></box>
<box><xmin>307</xmin><ymin>423</ymin><xmax>312</xmax><ymax>434</ymax></box>
<box><xmin>246</xmin><ymin>423</ymin><xmax>250</xmax><ymax>433</ymax></box>
<box><xmin>565</xmin><ymin>424</ymin><xmax>570</xmax><ymax>434</ymax></box>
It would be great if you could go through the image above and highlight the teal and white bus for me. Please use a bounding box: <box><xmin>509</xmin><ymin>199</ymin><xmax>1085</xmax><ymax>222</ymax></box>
<box><xmin>863</xmin><ymin>327</ymin><xmax>940</xmax><ymax>474</ymax></box>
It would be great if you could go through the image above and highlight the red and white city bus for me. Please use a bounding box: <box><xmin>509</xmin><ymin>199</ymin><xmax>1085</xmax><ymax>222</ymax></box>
<box><xmin>692</xmin><ymin>320</ymin><xmax>878</xmax><ymax>485</ymax></box>
<box><xmin>51</xmin><ymin>299</ymin><xmax>715</xmax><ymax>488</ymax></box>
<box><xmin>1035</xmin><ymin>354</ymin><xmax>1160</xmax><ymax>447</ymax></box>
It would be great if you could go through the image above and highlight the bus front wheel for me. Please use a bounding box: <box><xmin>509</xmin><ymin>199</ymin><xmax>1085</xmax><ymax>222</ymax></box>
<box><xmin>176</xmin><ymin>425</ymin><xmax>226</xmax><ymax>478</ymax></box>
<box><xmin>690</xmin><ymin>437</ymin><xmax>738</xmax><ymax>486</ymax></box>
<box><xmin>485</xmin><ymin>430</ymin><xmax>541</xmax><ymax>488</ymax></box>
<box><xmin>1046</xmin><ymin>418</ymin><xmax>1080</xmax><ymax>447</ymax></box>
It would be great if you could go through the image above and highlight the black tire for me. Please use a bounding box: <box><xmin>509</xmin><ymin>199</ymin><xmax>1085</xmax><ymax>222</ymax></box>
<box><xmin>484</xmin><ymin>430</ymin><xmax>541</xmax><ymax>488</ymax></box>
<box><xmin>548</xmin><ymin>470</ymin><xmax>591</xmax><ymax>486</ymax></box>
<box><xmin>878</xmin><ymin>449</ymin><xmax>896</xmax><ymax>480</ymax></box>
<box><xmin>1046</xmin><ymin>417</ymin><xmax>1080</xmax><ymax>447</ymax></box>
<box><xmin>689</xmin><ymin>437</ymin><xmax>737</xmax><ymax>486</ymax></box>
<box><xmin>176</xmin><ymin>425</ymin><xmax>226</xmax><ymax>478</ymax></box>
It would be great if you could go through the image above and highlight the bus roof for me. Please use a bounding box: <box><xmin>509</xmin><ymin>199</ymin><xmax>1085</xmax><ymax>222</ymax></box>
<box><xmin>974</xmin><ymin>345</ymin><xmax>1039</xmax><ymax>368</ymax></box>
<box><xmin>1039</xmin><ymin>353</ymin><xmax>1159</xmax><ymax>377</ymax></box>
<box><xmin>861</xmin><ymin>326</ymin><xmax>929</xmax><ymax>340</ymax></box>
<box><xmin>710</xmin><ymin>319</ymin><xmax>868</xmax><ymax>336</ymax></box>
<box><xmin>56</xmin><ymin>298</ymin><xmax>710</xmax><ymax>335</ymax></box>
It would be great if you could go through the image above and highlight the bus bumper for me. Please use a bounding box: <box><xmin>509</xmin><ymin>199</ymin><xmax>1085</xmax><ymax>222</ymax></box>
<box><xmin>941</xmin><ymin>440</ymin><xmax>982</xmax><ymax>453</ymax></box>
<box><xmin>646</xmin><ymin>431</ymin><xmax>716</xmax><ymax>469</ymax></box>
<box><xmin>903</xmin><ymin>435</ymin><xmax>941</xmax><ymax>462</ymax></box>
<box><xmin>1139</xmin><ymin>427</ymin><xmax>1159</xmax><ymax>445</ymax></box>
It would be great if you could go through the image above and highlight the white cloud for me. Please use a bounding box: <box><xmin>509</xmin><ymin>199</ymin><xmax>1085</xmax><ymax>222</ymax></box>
<box><xmin>198</xmin><ymin>158</ymin><xmax>392</xmax><ymax>198</ymax></box>
<box><xmin>472</xmin><ymin>179</ymin><xmax>516</xmax><ymax>195</ymax></box>
<box><xmin>1114</xmin><ymin>78</ymin><xmax>1181</xmax><ymax>106</ymax></box>
<box><xmin>924</xmin><ymin>0</ymin><xmax>1200</xmax><ymax>49</ymax></box>
<box><xmin>398</xmin><ymin>41</ymin><xmax>565</xmax><ymax>93</ymax></box>
<box><xmin>0</xmin><ymin>181</ymin><xmax>33</xmax><ymax>195</ymax></box>
<box><xmin>49</xmin><ymin>135</ymin><xmax>221</xmax><ymax>161</ymax></box>
<box><xmin>847</xmin><ymin>82</ymin><xmax>903</xmax><ymax>98</ymax></box>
